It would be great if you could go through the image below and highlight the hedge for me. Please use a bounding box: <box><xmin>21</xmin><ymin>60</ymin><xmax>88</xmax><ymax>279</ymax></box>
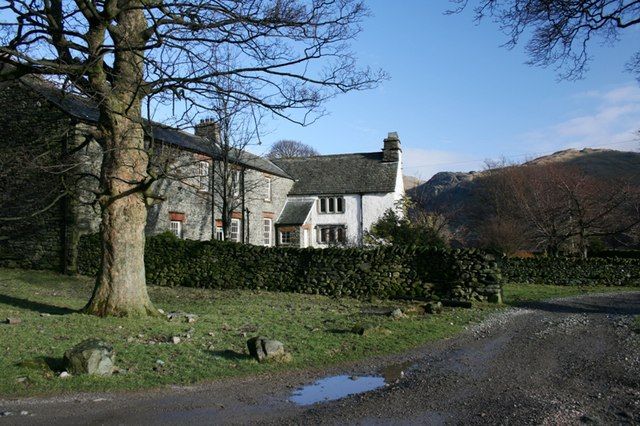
<box><xmin>500</xmin><ymin>256</ymin><xmax>640</xmax><ymax>287</ymax></box>
<box><xmin>78</xmin><ymin>233</ymin><xmax>503</xmax><ymax>302</ymax></box>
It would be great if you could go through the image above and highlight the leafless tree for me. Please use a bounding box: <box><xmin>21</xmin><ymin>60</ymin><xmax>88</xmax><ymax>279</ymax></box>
<box><xmin>474</xmin><ymin>162</ymin><xmax>640</xmax><ymax>257</ymax></box>
<box><xmin>267</xmin><ymin>139</ymin><xmax>319</xmax><ymax>158</ymax></box>
<box><xmin>450</xmin><ymin>0</ymin><xmax>640</xmax><ymax>80</ymax></box>
<box><xmin>0</xmin><ymin>0</ymin><xmax>384</xmax><ymax>317</ymax></box>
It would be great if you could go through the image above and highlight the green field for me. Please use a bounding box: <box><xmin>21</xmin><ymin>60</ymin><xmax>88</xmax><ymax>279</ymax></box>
<box><xmin>0</xmin><ymin>268</ymin><xmax>635</xmax><ymax>397</ymax></box>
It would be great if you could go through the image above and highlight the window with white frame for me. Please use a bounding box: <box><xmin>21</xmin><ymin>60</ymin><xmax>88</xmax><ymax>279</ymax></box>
<box><xmin>198</xmin><ymin>161</ymin><xmax>210</xmax><ymax>191</ymax></box>
<box><xmin>230</xmin><ymin>218</ymin><xmax>240</xmax><ymax>242</ymax></box>
<box><xmin>319</xmin><ymin>196</ymin><xmax>344</xmax><ymax>214</ymax></box>
<box><xmin>264</xmin><ymin>177</ymin><xmax>272</xmax><ymax>201</ymax></box>
<box><xmin>170</xmin><ymin>220</ymin><xmax>182</xmax><ymax>238</ymax></box>
<box><xmin>215</xmin><ymin>226</ymin><xmax>224</xmax><ymax>241</ymax></box>
<box><xmin>317</xmin><ymin>225</ymin><xmax>346</xmax><ymax>244</ymax></box>
<box><xmin>263</xmin><ymin>218</ymin><xmax>272</xmax><ymax>246</ymax></box>
<box><xmin>280</xmin><ymin>230</ymin><xmax>293</xmax><ymax>245</ymax></box>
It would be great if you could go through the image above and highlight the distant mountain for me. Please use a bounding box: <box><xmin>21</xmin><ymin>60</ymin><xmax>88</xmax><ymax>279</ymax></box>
<box><xmin>409</xmin><ymin>148</ymin><xmax>640</xmax><ymax>240</ymax></box>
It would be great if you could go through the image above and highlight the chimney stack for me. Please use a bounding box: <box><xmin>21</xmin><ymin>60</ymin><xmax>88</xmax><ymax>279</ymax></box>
<box><xmin>382</xmin><ymin>132</ymin><xmax>401</xmax><ymax>162</ymax></box>
<box><xmin>194</xmin><ymin>118</ymin><xmax>220</xmax><ymax>143</ymax></box>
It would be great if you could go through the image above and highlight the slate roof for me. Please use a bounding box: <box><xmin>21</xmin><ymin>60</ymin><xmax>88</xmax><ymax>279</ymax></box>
<box><xmin>276</xmin><ymin>200</ymin><xmax>315</xmax><ymax>225</ymax></box>
<box><xmin>19</xmin><ymin>78</ymin><xmax>290</xmax><ymax>178</ymax></box>
<box><xmin>272</xmin><ymin>152</ymin><xmax>399</xmax><ymax>195</ymax></box>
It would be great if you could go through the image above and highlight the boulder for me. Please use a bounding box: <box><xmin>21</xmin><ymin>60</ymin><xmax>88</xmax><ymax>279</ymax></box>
<box><xmin>424</xmin><ymin>301</ymin><xmax>443</xmax><ymax>314</ymax></box>
<box><xmin>63</xmin><ymin>339</ymin><xmax>114</xmax><ymax>376</ymax></box>
<box><xmin>389</xmin><ymin>308</ymin><xmax>405</xmax><ymax>320</ymax></box>
<box><xmin>246</xmin><ymin>336</ymin><xmax>285</xmax><ymax>362</ymax></box>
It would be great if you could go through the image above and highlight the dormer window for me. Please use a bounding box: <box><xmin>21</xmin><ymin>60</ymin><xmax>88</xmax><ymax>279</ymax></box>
<box><xmin>319</xmin><ymin>196</ymin><xmax>344</xmax><ymax>214</ymax></box>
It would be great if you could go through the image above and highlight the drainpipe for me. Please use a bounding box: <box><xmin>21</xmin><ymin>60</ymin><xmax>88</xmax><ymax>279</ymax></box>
<box><xmin>358</xmin><ymin>193</ymin><xmax>364</xmax><ymax>247</ymax></box>
<box><xmin>241</xmin><ymin>168</ymin><xmax>246</xmax><ymax>243</ymax></box>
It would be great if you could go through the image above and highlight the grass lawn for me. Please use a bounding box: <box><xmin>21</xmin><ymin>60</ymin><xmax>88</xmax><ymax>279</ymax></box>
<box><xmin>0</xmin><ymin>268</ymin><xmax>636</xmax><ymax>397</ymax></box>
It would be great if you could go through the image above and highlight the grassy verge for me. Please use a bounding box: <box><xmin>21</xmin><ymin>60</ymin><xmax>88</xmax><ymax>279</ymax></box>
<box><xmin>502</xmin><ymin>283</ymin><xmax>638</xmax><ymax>306</ymax></box>
<box><xmin>1</xmin><ymin>269</ymin><xmax>636</xmax><ymax>397</ymax></box>
<box><xmin>0</xmin><ymin>268</ymin><xmax>492</xmax><ymax>397</ymax></box>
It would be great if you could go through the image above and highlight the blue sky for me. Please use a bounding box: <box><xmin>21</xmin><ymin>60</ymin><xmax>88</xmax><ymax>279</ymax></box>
<box><xmin>256</xmin><ymin>1</ymin><xmax>640</xmax><ymax>179</ymax></box>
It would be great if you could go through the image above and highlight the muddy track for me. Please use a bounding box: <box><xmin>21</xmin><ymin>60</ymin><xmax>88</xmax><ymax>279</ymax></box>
<box><xmin>2</xmin><ymin>292</ymin><xmax>639</xmax><ymax>425</ymax></box>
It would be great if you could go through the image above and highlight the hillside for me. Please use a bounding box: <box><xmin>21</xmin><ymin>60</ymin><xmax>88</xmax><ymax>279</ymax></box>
<box><xmin>409</xmin><ymin>148</ymin><xmax>640</xmax><ymax>244</ymax></box>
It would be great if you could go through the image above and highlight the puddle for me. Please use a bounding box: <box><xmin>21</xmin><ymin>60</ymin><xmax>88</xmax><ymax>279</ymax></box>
<box><xmin>290</xmin><ymin>375</ymin><xmax>385</xmax><ymax>406</ymax></box>
<box><xmin>290</xmin><ymin>362</ymin><xmax>414</xmax><ymax>406</ymax></box>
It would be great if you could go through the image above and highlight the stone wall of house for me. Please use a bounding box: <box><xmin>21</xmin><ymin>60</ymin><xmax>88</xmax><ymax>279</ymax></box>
<box><xmin>243</xmin><ymin>170</ymin><xmax>293</xmax><ymax>246</ymax></box>
<box><xmin>0</xmin><ymin>81</ymin><xmax>73</xmax><ymax>270</ymax></box>
<box><xmin>146</xmin><ymin>147</ymin><xmax>214</xmax><ymax>240</ymax></box>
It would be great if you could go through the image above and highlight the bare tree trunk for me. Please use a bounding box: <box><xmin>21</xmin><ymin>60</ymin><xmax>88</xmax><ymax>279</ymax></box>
<box><xmin>83</xmin><ymin>5</ymin><xmax>155</xmax><ymax>316</ymax></box>
<box><xmin>84</xmin><ymin>102</ymin><xmax>155</xmax><ymax>316</ymax></box>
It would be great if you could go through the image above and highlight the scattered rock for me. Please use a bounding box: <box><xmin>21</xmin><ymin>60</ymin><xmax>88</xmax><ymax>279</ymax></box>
<box><xmin>59</xmin><ymin>371</ymin><xmax>70</xmax><ymax>378</ymax></box>
<box><xmin>424</xmin><ymin>301</ymin><xmax>443</xmax><ymax>314</ymax></box>
<box><xmin>171</xmin><ymin>336</ymin><xmax>181</xmax><ymax>344</ymax></box>
<box><xmin>155</xmin><ymin>359</ymin><xmax>165</xmax><ymax>366</ymax></box>
<box><xmin>247</xmin><ymin>336</ymin><xmax>286</xmax><ymax>362</ymax></box>
<box><xmin>20</xmin><ymin>411</ymin><xmax>28</xmax><ymax>416</ymax></box>
<box><xmin>63</xmin><ymin>339</ymin><xmax>114</xmax><ymax>376</ymax></box>
<box><xmin>40</xmin><ymin>313</ymin><xmax>51</xmax><ymax>317</ymax></box>
<box><xmin>16</xmin><ymin>377</ymin><xmax>27</xmax><ymax>383</ymax></box>
<box><xmin>157</xmin><ymin>308</ymin><xmax>165</xmax><ymax>315</ymax></box>
<box><xmin>207</xmin><ymin>344</ymin><xmax>215</xmax><ymax>351</ymax></box>
<box><xmin>389</xmin><ymin>308</ymin><xmax>406</xmax><ymax>319</ymax></box>
<box><xmin>0</xmin><ymin>412</ymin><xmax>12</xmax><ymax>417</ymax></box>
<box><xmin>5</xmin><ymin>317</ymin><xmax>21</xmax><ymax>325</ymax></box>
<box><xmin>167</xmin><ymin>312</ymin><xmax>198</xmax><ymax>323</ymax></box>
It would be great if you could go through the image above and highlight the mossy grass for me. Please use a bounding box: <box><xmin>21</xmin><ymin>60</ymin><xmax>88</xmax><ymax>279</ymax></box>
<box><xmin>1</xmin><ymin>268</ymin><xmax>635</xmax><ymax>397</ymax></box>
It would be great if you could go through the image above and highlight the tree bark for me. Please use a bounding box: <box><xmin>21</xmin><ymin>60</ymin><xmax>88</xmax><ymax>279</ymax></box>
<box><xmin>83</xmin><ymin>99</ymin><xmax>155</xmax><ymax>316</ymax></box>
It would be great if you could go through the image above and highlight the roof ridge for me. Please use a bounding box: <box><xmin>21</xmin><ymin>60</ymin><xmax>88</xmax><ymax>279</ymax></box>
<box><xmin>274</xmin><ymin>151</ymin><xmax>382</xmax><ymax>161</ymax></box>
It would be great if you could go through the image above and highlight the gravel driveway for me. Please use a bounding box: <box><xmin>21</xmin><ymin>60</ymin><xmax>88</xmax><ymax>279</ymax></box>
<box><xmin>2</xmin><ymin>292</ymin><xmax>639</xmax><ymax>425</ymax></box>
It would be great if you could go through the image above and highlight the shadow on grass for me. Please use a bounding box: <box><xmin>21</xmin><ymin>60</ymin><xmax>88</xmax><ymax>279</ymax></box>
<box><xmin>326</xmin><ymin>328</ymin><xmax>354</xmax><ymax>335</ymax></box>
<box><xmin>209</xmin><ymin>350</ymin><xmax>253</xmax><ymax>362</ymax></box>
<box><xmin>0</xmin><ymin>294</ymin><xmax>77</xmax><ymax>315</ymax></box>
<box><xmin>16</xmin><ymin>356</ymin><xmax>65</xmax><ymax>372</ymax></box>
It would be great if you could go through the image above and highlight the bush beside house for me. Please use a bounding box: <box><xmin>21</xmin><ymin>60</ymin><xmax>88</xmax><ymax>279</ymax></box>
<box><xmin>78</xmin><ymin>233</ymin><xmax>503</xmax><ymax>302</ymax></box>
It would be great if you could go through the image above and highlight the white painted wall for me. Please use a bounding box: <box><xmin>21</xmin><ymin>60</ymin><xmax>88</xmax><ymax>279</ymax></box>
<box><xmin>287</xmin><ymin>191</ymin><xmax>399</xmax><ymax>247</ymax></box>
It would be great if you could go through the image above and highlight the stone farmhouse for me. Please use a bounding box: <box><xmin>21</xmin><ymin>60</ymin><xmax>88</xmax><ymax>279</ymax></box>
<box><xmin>0</xmin><ymin>77</ymin><xmax>403</xmax><ymax>271</ymax></box>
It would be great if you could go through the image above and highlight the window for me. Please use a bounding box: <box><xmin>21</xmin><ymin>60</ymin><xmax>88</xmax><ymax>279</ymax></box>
<box><xmin>230</xmin><ymin>218</ymin><xmax>240</xmax><ymax>242</ymax></box>
<box><xmin>265</xmin><ymin>177</ymin><xmax>272</xmax><ymax>201</ymax></box>
<box><xmin>232</xmin><ymin>170</ymin><xmax>241</xmax><ymax>197</ymax></box>
<box><xmin>280</xmin><ymin>230</ymin><xmax>292</xmax><ymax>244</ymax></box>
<box><xmin>215</xmin><ymin>226</ymin><xmax>224</xmax><ymax>241</ymax></box>
<box><xmin>198</xmin><ymin>161</ymin><xmax>210</xmax><ymax>191</ymax></box>
<box><xmin>317</xmin><ymin>225</ymin><xmax>346</xmax><ymax>244</ymax></box>
<box><xmin>170</xmin><ymin>220</ymin><xmax>182</xmax><ymax>238</ymax></box>
<box><xmin>319</xmin><ymin>197</ymin><xmax>345</xmax><ymax>214</ymax></box>
<box><xmin>263</xmin><ymin>218</ymin><xmax>272</xmax><ymax>246</ymax></box>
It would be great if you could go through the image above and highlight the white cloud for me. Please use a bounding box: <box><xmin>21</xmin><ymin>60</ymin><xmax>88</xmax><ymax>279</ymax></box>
<box><xmin>523</xmin><ymin>84</ymin><xmax>640</xmax><ymax>153</ymax></box>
